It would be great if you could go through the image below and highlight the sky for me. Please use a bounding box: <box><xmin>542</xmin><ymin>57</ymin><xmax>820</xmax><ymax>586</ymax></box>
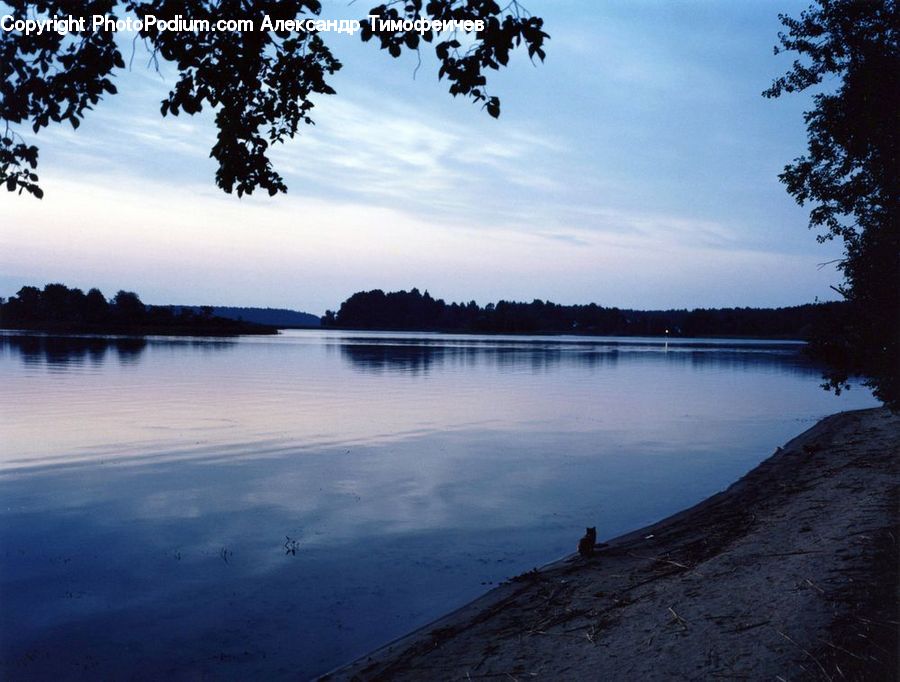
<box><xmin>0</xmin><ymin>0</ymin><xmax>844</xmax><ymax>315</ymax></box>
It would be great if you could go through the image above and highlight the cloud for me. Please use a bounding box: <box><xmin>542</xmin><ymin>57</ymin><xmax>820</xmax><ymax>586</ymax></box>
<box><xmin>269</xmin><ymin>92</ymin><xmax>570</xmax><ymax>222</ymax></box>
<box><xmin>1</xmin><ymin>170</ymin><xmax>843</xmax><ymax>313</ymax></box>
<box><xmin>2</xmin><ymin>0</ymin><xmax>839</xmax><ymax>312</ymax></box>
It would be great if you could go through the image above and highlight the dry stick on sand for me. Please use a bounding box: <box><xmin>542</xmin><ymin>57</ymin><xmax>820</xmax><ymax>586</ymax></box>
<box><xmin>668</xmin><ymin>607</ymin><xmax>689</xmax><ymax>631</ymax></box>
<box><xmin>627</xmin><ymin>552</ymin><xmax>702</xmax><ymax>575</ymax></box>
<box><xmin>774</xmin><ymin>628</ymin><xmax>832</xmax><ymax>681</ymax></box>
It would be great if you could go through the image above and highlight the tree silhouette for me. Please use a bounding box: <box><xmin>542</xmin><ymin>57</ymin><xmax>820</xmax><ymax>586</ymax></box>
<box><xmin>84</xmin><ymin>287</ymin><xmax>110</xmax><ymax>322</ymax></box>
<box><xmin>324</xmin><ymin>287</ymin><xmax>845</xmax><ymax>338</ymax></box>
<box><xmin>0</xmin><ymin>282</ymin><xmax>276</xmax><ymax>334</ymax></box>
<box><xmin>764</xmin><ymin>0</ymin><xmax>898</xmax><ymax>408</ymax></box>
<box><xmin>112</xmin><ymin>289</ymin><xmax>146</xmax><ymax>323</ymax></box>
<box><xmin>1</xmin><ymin>0</ymin><xmax>547</xmax><ymax>198</ymax></box>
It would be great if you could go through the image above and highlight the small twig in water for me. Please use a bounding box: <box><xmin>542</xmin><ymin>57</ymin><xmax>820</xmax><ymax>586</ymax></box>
<box><xmin>284</xmin><ymin>535</ymin><xmax>301</xmax><ymax>556</ymax></box>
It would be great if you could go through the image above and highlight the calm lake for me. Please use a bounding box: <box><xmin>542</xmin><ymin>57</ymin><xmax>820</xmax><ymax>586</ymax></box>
<box><xmin>0</xmin><ymin>330</ymin><xmax>877</xmax><ymax>679</ymax></box>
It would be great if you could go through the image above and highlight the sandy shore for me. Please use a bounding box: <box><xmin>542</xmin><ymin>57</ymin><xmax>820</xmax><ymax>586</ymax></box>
<box><xmin>325</xmin><ymin>408</ymin><xmax>899</xmax><ymax>681</ymax></box>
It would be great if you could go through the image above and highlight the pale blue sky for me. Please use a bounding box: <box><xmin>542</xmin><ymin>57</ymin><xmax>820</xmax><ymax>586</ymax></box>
<box><xmin>1</xmin><ymin>0</ymin><xmax>841</xmax><ymax>314</ymax></box>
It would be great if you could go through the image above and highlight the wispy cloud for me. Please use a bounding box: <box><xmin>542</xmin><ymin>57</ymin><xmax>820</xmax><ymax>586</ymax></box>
<box><xmin>3</xmin><ymin>0</ymin><xmax>840</xmax><ymax>311</ymax></box>
<box><xmin>270</xmin><ymin>92</ymin><xmax>569</xmax><ymax>219</ymax></box>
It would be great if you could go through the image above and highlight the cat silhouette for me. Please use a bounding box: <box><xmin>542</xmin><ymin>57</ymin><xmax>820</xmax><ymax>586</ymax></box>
<box><xmin>577</xmin><ymin>526</ymin><xmax>597</xmax><ymax>557</ymax></box>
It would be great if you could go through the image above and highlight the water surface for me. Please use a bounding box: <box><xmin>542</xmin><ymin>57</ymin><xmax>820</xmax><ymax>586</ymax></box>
<box><xmin>0</xmin><ymin>330</ymin><xmax>877</xmax><ymax>679</ymax></box>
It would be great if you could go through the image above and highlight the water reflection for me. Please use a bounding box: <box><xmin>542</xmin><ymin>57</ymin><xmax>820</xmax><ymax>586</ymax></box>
<box><xmin>0</xmin><ymin>333</ymin><xmax>236</xmax><ymax>368</ymax></box>
<box><xmin>0</xmin><ymin>333</ymin><xmax>147</xmax><ymax>366</ymax></box>
<box><xmin>339</xmin><ymin>341</ymin><xmax>623</xmax><ymax>374</ymax></box>
<box><xmin>0</xmin><ymin>330</ymin><xmax>876</xmax><ymax>680</ymax></box>
<box><xmin>338</xmin><ymin>336</ymin><xmax>819</xmax><ymax>377</ymax></box>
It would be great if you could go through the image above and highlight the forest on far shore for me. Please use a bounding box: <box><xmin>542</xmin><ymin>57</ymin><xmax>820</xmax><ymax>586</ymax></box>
<box><xmin>323</xmin><ymin>288</ymin><xmax>848</xmax><ymax>340</ymax></box>
<box><xmin>0</xmin><ymin>283</ymin><xmax>853</xmax><ymax>342</ymax></box>
<box><xmin>0</xmin><ymin>284</ymin><xmax>276</xmax><ymax>336</ymax></box>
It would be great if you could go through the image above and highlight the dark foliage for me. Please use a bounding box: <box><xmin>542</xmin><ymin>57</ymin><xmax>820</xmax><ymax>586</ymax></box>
<box><xmin>360</xmin><ymin>1</ymin><xmax>547</xmax><ymax>119</ymax></box>
<box><xmin>171</xmin><ymin>305</ymin><xmax>320</xmax><ymax>327</ymax></box>
<box><xmin>0</xmin><ymin>283</ymin><xmax>276</xmax><ymax>335</ymax></box>
<box><xmin>764</xmin><ymin>0</ymin><xmax>899</xmax><ymax>408</ymax></box>
<box><xmin>1</xmin><ymin>0</ymin><xmax>546</xmax><ymax>197</ymax></box>
<box><xmin>323</xmin><ymin>287</ymin><xmax>847</xmax><ymax>340</ymax></box>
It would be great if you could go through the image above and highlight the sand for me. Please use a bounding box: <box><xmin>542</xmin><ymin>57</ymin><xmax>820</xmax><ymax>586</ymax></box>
<box><xmin>325</xmin><ymin>408</ymin><xmax>899</xmax><ymax>681</ymax></box>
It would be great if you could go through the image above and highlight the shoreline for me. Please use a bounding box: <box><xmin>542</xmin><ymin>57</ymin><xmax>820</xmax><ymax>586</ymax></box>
<box><xmin>325</xmin><ymin>407</ymin><xmax>899</xmax><ymax>680</ymax></box>
<box><xmin>318</xmin><ymin>326</ymin><xmax>809</xmax><ymax>342</ymax></box>
<box><xmin>0</xmin><ymin>324</ymin><xmax>277</xmax><ymax>338</ymax></box>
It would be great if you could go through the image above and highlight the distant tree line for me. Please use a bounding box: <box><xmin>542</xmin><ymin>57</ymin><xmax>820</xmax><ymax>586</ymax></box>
<box><xmin>0</xmin><ymin>284</ymin><xmax>275</xmax><ymax>335</ymax></box>
<box><xmin>169</xmin><ymin>306</ymin><xmax>320</xmax><ymax>328</ymax></box>
<box><xmin>322</xmin><ymin>288</ymin><xmax>847</xmax><ymax>339</ymax></box>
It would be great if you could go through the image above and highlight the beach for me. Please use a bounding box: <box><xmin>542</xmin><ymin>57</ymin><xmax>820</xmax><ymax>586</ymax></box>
<box><xmin>326</xmin><ymin>407</ymin><xmax>899</xmax><ymax>680</ymax></box>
